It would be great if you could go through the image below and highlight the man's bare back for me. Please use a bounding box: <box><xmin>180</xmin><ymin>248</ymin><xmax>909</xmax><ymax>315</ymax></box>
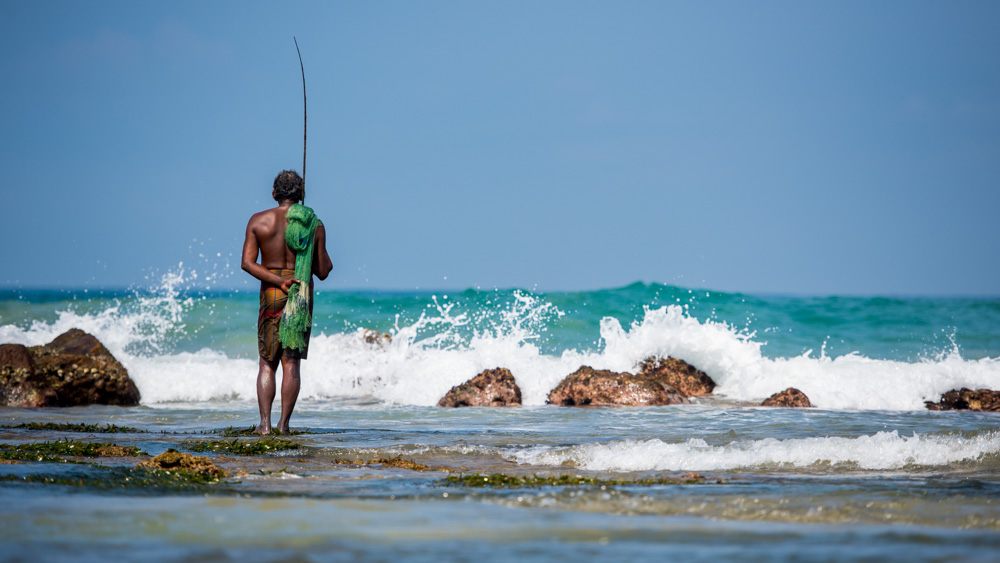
<box><xmin>250</xmin><ymin>205</ymin><xmax>298</xmax><ymax>269</ymax></box>
<box><xmin>242</xmin><ymin>203</ymin><xmax>332</xmax><ymax>290</ymax></box>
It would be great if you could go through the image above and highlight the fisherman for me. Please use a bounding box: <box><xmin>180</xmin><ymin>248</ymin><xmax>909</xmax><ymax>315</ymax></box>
<box><xmin>241</xmin><ymin>170</ymin><xmax>332</xmax><ymax>435</ymax></box>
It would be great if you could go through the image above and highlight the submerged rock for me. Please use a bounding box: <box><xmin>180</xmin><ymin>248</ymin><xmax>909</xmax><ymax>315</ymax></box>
<box><xmin>438</xmin><ymin>368</ymin><xmax>522</xmax><ymax>407</ymax></box>
<box><xmin>925</xmin><ymin>388</ymin><xmax>1000</xmax><ymax>412</ymax></box>
<box><xmin>0</xmin><ymin>329</ymin><xmax>141</xmax><ymax>408</ymax></box>
<box><xmin>761</xmin><ymin>388</ymin><xmax>812</xmax><ymax>408</ymax></box>
<box><xmin>136</xmin><ymin>449</ymin><xmax>229</xmax><ymax>478</ymax></box>
<box><xmin>333</xmin><ymin>457</ymin><xmax>432</xmax><ymax>471</ymax></box>
<box><xmin>547</xmin><ymin>366</ymin><xmax>689</xmax><ymax>407</ymax></box>
<box><xmin>95</xmin><ymin>445</ymin><xmax>140</xmax><ymax>457</ymax></box>
<box><xmin>636</xmin><ymin>356</ymin><xmax>716</xmax><ymax>397</ymax></box>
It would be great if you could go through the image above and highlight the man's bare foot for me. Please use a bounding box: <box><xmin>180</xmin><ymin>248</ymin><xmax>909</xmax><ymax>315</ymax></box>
<box><xmin>276</xmin><ymin>423</ymin><xmax>290</xmax><ymax>435</ymax></box>
<box><xmin>254</xmin><ymin>424</ymin><xmax>272</xmax><ymax>436</ymax></box>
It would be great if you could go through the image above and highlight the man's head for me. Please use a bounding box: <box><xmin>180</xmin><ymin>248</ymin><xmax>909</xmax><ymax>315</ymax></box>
<box><xmin>272</xmin><ymin>170</ymin><xmax>304</xmax><ymax>203</ymax></box>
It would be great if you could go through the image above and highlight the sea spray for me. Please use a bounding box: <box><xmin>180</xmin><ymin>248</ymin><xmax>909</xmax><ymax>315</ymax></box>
<box><xmin>0</xmin><ymin>266</ymin><xmax>193</xmax><ymax>356</ymax></box>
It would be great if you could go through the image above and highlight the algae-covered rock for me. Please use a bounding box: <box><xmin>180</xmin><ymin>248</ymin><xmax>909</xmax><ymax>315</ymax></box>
<box><xmin>925</xmin><ymin>388</ymin><xmax>1000</xmax><ymax>412</ymax></box>
<box><xmin>762</xmin><ymin>388</ymin><xmax>812</xmax><ymax>408</ymax></box>
<box><xmin>0</xmin><ymin>329</ymin><xmax>141</xmax><ymax>408</ymax></box>
<box><xmin>0</xmin><ymin>344</ymin><xmax>35</xmax><ymax>373</ymax></box>
<box><xmin>0</xmin><ymin>343</ymin><xmax>50</xmax><ymax>407</ymax></box>
<box><xmin>438</xmin><ymin>367</ymin><xmax>522</xmax><ymax>407</ymax></box>
<box><xmin>334</xmin><ymin>457</ymin><xmax>432</xmax><ymax>471</ymax></box>
<box><xmin>137</xmin><ymin>449</ymin><xmax>229</xmax><ymax>478</ymax></box>
<box><xmin>547</xmin><ymin>366</ymin><xmax>689</xmax><ymax>407</ymax></box>
<box><xmin>636</xmin><ymin>356</ymin><xmax>716</xmax><ymax>397</ymax></box>
<box><xmin>95</xmin><ymin>445</ymin><xmax>139</xmax><ymax>457</ymax></box>
<box><xmin>183</xmin><ymin>438</ymin><xmax>300</xmax><ymax>456</ymax></box>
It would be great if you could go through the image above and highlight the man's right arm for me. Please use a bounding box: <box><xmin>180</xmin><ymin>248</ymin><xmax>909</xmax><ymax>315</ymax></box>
<box><xmin>241</xmin><ymin>215</ymin><xmax>299</xmax><ymax>292</ymax></box>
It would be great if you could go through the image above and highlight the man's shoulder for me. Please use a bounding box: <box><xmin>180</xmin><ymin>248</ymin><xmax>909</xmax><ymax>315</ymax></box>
<box><xmin>249</xmin><ymin>207</ymin><xmax>283</xmax><ymax>224</ymax></box>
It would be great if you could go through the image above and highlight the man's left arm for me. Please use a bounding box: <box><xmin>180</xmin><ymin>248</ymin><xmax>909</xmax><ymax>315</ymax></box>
<box><xmin>313</xmin><ymin>223</ymin><xmax>333</xmax><ymax>281</ymax></box>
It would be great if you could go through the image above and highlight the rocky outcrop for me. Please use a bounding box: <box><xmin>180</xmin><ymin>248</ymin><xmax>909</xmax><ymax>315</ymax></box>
<box><xmin>925</xmin><ymin>388</ymin><xmax>1000</xmax><ymax>412</ymax></box>
<box><xmin>0</xmin><ymin>329</ymin><xmax>141</xmax><ymax>408</ymax></box>
<box><xmin>761</xmin><ymin>388</ymin><xmax>812</xmax><ymax>408</ymax></box>
<box><xmin>636</xmin><ymin>356</ymin><xmax>716</xmax><ymax>396</ymax></box>
<box><xmin>547</xmin><ymin>366</ymin><xmax>689</xmax><ymax>407</ymax></box>
<box><xmin>136</xmin><ymin>449</ymin><xmax>229</xmax><ymax>478</ymax></box>
<box><xmin>438</xmin><ymin>368</ymin><xmax>522</xmax><ymax>407</ymax></box>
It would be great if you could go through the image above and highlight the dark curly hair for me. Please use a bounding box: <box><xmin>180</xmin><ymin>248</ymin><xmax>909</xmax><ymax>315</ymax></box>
<box><xmin>272</xmin><ymin>170</ymin><xmax>304</xmax><ymax>203</ymax></box>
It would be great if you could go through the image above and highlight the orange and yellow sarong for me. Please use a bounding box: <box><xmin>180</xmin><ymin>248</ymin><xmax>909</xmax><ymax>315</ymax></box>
<box><xmin>258</xmin><ymin>268</ymin><xmax>311</xmax><ymax>362</ymax></box>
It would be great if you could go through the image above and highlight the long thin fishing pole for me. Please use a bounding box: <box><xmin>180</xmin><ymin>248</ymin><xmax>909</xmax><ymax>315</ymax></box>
<box><xmin>294</xmin><ymin>36</ymin><xmax>307</xmax><ymax>203</ymax></box>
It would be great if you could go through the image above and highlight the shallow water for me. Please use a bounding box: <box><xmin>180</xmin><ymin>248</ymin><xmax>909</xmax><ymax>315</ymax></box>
<box><xmin>1</xmin><ymin>401</ymin><xmax>999</xmax><ymax>561</ymax></box>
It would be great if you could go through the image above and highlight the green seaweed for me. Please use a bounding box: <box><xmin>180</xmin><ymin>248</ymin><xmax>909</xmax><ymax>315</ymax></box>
<box><xmin>0</xmin><ymin>450</ymin><xmax>78</xmax><ymax>464</ymax></box>
<box><xmin>211</xmin><ymin>426</ymin><xmax>309</xmax><ymax>437</ymax></box>
<box><xmin>0</xmin><ymin>440</ymin><xmax>146</xmax><ymax>461</ymax></box>
<box><xmin>214</xmin><ymin>426</ymin><xmax>260</xmax><ymax>437</ymax></box>
<box><xmin>183</xmin><ymin>437</ymin><xmax>300</xmax><ymax>456</ymax></box>
<box><xmin>443</xmin><ymin>473</ymin><xmax>717</xmax><ymax>489</ymax></box>
<box><xmin>3</xmin><ymin>422</ymin><xmax>146</xmax><ymax>434</ymax></box>
<box><xmin>0</xmin><ymin>465</ymin><xmax>224</xmax><ymax>490</ymax></box>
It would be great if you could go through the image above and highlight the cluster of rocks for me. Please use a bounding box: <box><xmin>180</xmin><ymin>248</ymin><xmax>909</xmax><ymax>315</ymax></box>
<box><xmin>437</xmin><ymin>356</ymin><xmax>814</xmax><ymax>409</ymax></box>
<box><xmin>925</xmin><ymin>388</ymin><xmax>1000</xmax><ymax>412</ymax></box>
<box><xmin>0</xmin><ymin>329</ymin><xmax>141</xmax><ymax>408</ymax></box>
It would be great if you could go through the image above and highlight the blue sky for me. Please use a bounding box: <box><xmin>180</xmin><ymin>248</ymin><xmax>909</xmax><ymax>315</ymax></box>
<box><xmin>2</xmin><ymin>1</ymin><xmax>998</xmax><ymax>295</ymax></box>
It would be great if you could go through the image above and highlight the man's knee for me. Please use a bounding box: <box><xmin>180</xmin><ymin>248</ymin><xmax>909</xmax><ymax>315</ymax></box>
<box><xmin>280</xmin><ymin>349</ymin><xmax>303</xmax><ymax>363</ymax></box>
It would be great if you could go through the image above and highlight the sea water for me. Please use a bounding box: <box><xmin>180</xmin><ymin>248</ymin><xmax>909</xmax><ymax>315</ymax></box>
<box><xmin>1</xmin><ymin>269</ymin><xmax>999</xmax><ymax>561</ymax></box>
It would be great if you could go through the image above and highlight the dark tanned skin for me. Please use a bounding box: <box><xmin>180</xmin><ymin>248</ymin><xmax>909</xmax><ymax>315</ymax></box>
<box><xmin>241</xmin><ymin>189</ymin><xmax>332</xmax><ymax>435</ymax></box>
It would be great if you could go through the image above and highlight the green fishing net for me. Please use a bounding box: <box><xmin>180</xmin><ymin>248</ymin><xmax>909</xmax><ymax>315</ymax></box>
<box><xmin>278</xmin><ymin>203</ymin><xmax>320</xmax><ymax>352</ymax></box>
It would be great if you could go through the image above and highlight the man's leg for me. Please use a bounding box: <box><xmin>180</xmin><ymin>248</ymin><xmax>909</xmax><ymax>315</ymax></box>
<box><xmin>255</xmin><ymin>356</ymin><xmax>279</xmax><ymax>435</ymax></box>
<box><xmin>276</xmin><ymin>354</ymin><xmax>301</xmax><ymax>434</ymax></box>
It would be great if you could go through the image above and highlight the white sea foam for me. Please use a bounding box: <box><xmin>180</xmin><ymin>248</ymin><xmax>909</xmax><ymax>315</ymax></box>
<box><xmin>592</xmin><ymin>305</ymin><xmax>1000</xmax><ymax>410</ymax></box>
<box><xmin>506</xmin><ymin>430</ymin><xmax>1000</xmax><ymax>471</ymax></box>
<box><xmin>127</xmin><ymin>349</ymin><xmax>258</xmax><ymax>403</ymax></box>
<box><xmin>2</xmin><ymin>272</ymin><xmax>999</xmax><ymax>410</ymax></box>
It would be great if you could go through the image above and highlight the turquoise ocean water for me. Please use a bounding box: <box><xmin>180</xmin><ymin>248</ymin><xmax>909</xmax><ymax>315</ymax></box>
<box><xmin>1</xmin><ymin>272</ymin><xmax>999</xmax><ymax>561</ymax></box>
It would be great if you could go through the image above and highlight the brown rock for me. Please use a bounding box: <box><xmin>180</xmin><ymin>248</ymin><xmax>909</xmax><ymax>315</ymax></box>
<box><xmin>0</xmin><ymin>344</ymin><xmax>48</xmax><ymax>407</ymax></box>
<box><xmin>761</xmin><ymin>388</ymin><xmax>812</xmax><ymax>408</ymax></box>
<box><xmin>925</xmin><ymin>388</ymin><xmax>1000</xmax><ymax>412</ymax></box>
<box><xmin>438</xmin><ymin>368</ymin><xmax>522</xmax><ymax>407</ymax></box>
<box><xmin>363</xmin><ymin>329</ymin><xmax>392</xmax><ymax>346</ymax></box>
<box><xmin>0</xmin><ymin>344</ymin><xmax>35</xmax><ymax>374</ymax></box>
<box><xmin>547</xmin><ymin>365</ymin><xmax>689</xmax><ymax>407</ymax></box>
<box><xmin>136</xmin><ymin>449</ymin><xmax>229</xmax><ymax>478</ymax></box>
<box><xmin>636</xmin><ymin>356</ymin><xmax>716</xmax><ymax>396</ymax></box>
<box><xmin>0</xmin><ymin>329</ymin><xmax>141</xmax><ymax>408</ymax></box>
